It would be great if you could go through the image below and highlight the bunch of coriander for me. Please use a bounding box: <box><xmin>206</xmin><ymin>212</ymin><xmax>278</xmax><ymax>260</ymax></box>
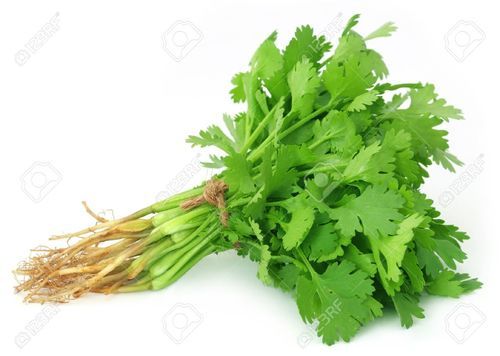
<box><xmin>16</xmin><ymin>15</ymin><xmax>480</xmax><ymax>345</ymax></box>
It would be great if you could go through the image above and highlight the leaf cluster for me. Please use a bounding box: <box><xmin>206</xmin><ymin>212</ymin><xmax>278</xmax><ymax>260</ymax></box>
<box><xmin>188</xmin><ymin>15</ymin><xmax>480</xmax><ymax>345</ymax></box>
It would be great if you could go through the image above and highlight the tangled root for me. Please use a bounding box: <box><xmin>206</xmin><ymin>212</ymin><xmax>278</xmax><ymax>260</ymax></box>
<box><xmin>15</xmin><ymin>202</ymin><xmax>153</xmax><ymax>303</ymax></box>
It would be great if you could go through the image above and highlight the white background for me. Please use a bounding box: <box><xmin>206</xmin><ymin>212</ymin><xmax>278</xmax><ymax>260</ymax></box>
<box><xmin>0</xmin><ymin>0</ymin><xmax>498</xmax><ymax>355</ymax></box>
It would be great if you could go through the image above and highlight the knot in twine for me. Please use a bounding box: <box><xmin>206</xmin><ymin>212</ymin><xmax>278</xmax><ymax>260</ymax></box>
<box><xmin>180</xmin><ymin>179</ymin><xmax>229</xmax><ymax>226</ymax></box>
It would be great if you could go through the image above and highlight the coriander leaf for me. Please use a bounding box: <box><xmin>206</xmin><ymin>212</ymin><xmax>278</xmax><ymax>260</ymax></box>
<box><xmin>328</xmin><ymin>185</ymin><xmax>405</xmax><ymax>239</ymax></box>
<box><xmin>406</xmin><ymin>84</ymin><xmax>463</xmax><ymax>121</ymax></box>
<box><xmin>249</xmin><ymin>218</ymin><xmax>264</xmax><ymax>242</ymax></box>
<box><xmin>272</xmin><ymin>264</ymin><xmax>301</xmax><ymax>291</ymax></box>
<box><xmin>347</xmin><ymin>90</ymin><xmax>379</xmax><ymax>112</ymax></box>
<box><xmin>264</xmin><ymin>68</ymin><xmax>289</xmax><ymax>103</ymax></box>
<box><xmin>288</xmin><ymin>58</ymin><xmax>321</xmax><ymax>116</ymax></box>
<box><xmin>382</xmin><ymin>114</ymin><xmax>449</xmax><ymax>168</ymax></box>
<box><xmin>281</xmin><ymin>194</ymin><xmax>316</xmax><ymax>250</ymax></box>
<box><xmin>342</xmin><ymin>141</ymin><xmax>395</xmax><ymax>184</ymax></box>
<box><xmin>427</xmin><ymin>270</ymin><xmax>482</xmax><ymax>297</ymax></box>
<box><xmin>230</xmin><ymin>72</ymin><xmax>246</xmax><ymax>103</ymax></box>
<box><xmin>365</xmin><ymin>22</ymin><xmax>398</xmax><ymax>40</ymax></box>
<box><xmin>341</xmin><ymin>14</ymin><xmax>361</xmax><ymax>36</ymax></box>
<box><xmin>187</xmin><ymin>125</ymin><xmax>236</xmax><ymax>154</ymax></box>
<box><xmin>296</xmin><ymin>260</ymin><xmax>377</xmax><ymax>344</ymax></box>
<box><xmin>416</xmin><ymin>244</ymin><xmax>444</xmax><ymax>279</ymax></box>
<box><xmin>223</xmin><ymin>113</ymin><xmax>246</xmax><ymax>152</ymax></box>
<box><xmin>380</xmin><ymin>85</ymin><xmax>463</xmax><ymax>170</ymax></box>
<box><xmin>433</xmin><ymin>238</ymin><xmax>467</xmax><ymax>269</ymax></box>
<box><xmin>251</xmin><ymin>31</ymin><xmax>283</xmax><ymax>79</ymax></box>
<box><xmin>257</xmin><ymin>244</ymin><xmax>273</xmax><ymax>285</ymax></box>
<box><xmin>223</xmin><ymin>153</ymin><xmax>255</xmax><ymax>194</ymax></box>
<box><xmin>369</xmin><ymin>214</ymin><xmax>425</xmax><ymax>294</ymax></box>
<box><xmin>380</xmin><ymin>128</ymin><xmax>425</xmax><ymax>185</ymax></box>
<box><xmin>310</xmin><ymin>111</ymin><xmax>362</xmax><ymax>156</ymax></box>
<box><xmin>283</xmin><ymin>25</ymin><xmax>332</xmax><ymax>72</ymax></box>
<box><xmin>430</xmin><ymin>220</ymin><xmax>468</xmax><ymax>269</ymax></box>
<box><xmin>302</xmin><ymin>222</ymin><xmax>346</xmax><ymax>261</ymax></box>
<box><xmin>323</xmin><ymin>54</ymin><xmax>376</xmax><ymax>100</ymax></box>
<box><xmin>402</xmin><ymin>250</ymin><xmax>425</xmax><ymax>293</ymax></box>
<box><xmin>343</xmin><ymin>245</ymin><xmax>377</xmax><ymax>276</ymax></box>
<box><xmin>392</xmin><ymin>292</ymin><xmax>425</xmax><ymax>328</ymax></box>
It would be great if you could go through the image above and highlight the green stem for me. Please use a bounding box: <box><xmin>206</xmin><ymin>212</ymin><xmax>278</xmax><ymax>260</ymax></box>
<box><xmin>239</xmin><ymin>240</ymin><xmax>307</xmax><ymax>271</ymax></box>
<box><xmin>279</xmin><ymin>102</ymin><xmax>333</xmax><ymax>140</ymax></box>
<box><xmin>376</xmin><ymin>82</ymin><xmax>422</xmax><ymax>92</ymax></box>
<box><xmin>296</xmin><ymin>248</ymin><xmax>319</xmax><ymax>282</ymax></box>
<box><xmin>240</xmin><ymin>105</ymin><xmax>278</xmax><ymax>153</ymax></box>
<box><xmin>248</xmin><ymin>102</ymin><xmax>334</xmax><ymax>162</ymax></box>
<box><xmin>147</xmin><ymin>217</ymin><xmax>216</xmax><ymax>275</ymax></box>
<box><xmin>151</xmin><ymin>244</ymin><xmax>216</xmax><ymax>290</ymax></box>
<box><xmin>151</xmin><ymin>228</ymin><xmax>220</xmax><ymax>290</ymax></box>
<box><xmin>296</xmin><ymin>248</ymin><xmax>330</xmax><ymax>302</ymax></box>
<box><xmin>308</xmin><ymin>133</ymin><xmax>335</xmax><ymax>150</ymax></box>
<box><xmin>151</xmin><ymin>186</ymin><xmax>205</xmax><ymax>213</ymax></box>
<box><xmin>148</xmin><ymin>205</ymin><xmax>212</xmax><ymax>242</ymax></box>
<box><xmin>296</xmin><ymin>159</ymin><xmax>345</xmax><ymax>178</ymax></box>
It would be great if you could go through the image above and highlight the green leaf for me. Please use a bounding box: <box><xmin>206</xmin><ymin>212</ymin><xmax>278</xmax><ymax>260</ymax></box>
<box><xmin>283</xmin><ymin>25</ymin><xmax>332</xmax><ymax>72</ymax></box>
<box><xmin>257</xmin><ymin>244</ymin><xmax>273</xmax><ymax>285</ymax></box>
<box><xmin>181</xmin><ymin>20</ymin><xmax>481</xmax><ymax>346</ymax></box>
<box><xmin>251</xmin><ymin>31</ymin><xmax>283</xmax><ymax>79</ymax></box>
<box><xmin>296</xmin><ymin>261</ymin><xmax>377</xmax><ymax>344</ymax></box>
<box><xmin>342</xmin><ymin>14</ymin><xmax>361</xmax><ymax>36</ymax></box>
<box><xmin>187</xmin><ymin>125</ymin><xmax>236</xmax><ymax>154</ymax></box>
<box><xmin>230</xmin><ymin>72</ymin><xmax>246</xmax><ymax>103</ymax></box>
<box><xmin>365</xmin><ymin>22</ymin><xmax>398</xmax><ymax>40</ymax></box>
<box><xmin>343</xmin><ymin>245</ymin><xmax>377</xmax><ymax>277</ymax></box>
<box><xmin>288</xmin><ymin>58</ymin><xmax>321</xmax><ymax>116</ymax></box>
<box><xmin>302</xmin><ymin>222</ymin><xmax>347</xmax><ymax>261</ymax></box>
<box><xmin>272</xmin><ymin>264</ymin><xmax>301</xmax><ymax>291</ymax></box>
<box><xmin>223</xmin><ymin>153</ymin><xmax>255</xmax><ymax>194</ymax></box>
<box><xmin>406</xmin><ymin>84</ymin><xmax>463</xmax><ymax>121</ymax></box>
<box><xmin>342</xmin><ymin>141</ymin><xmax>395</xmax><ymax>184</ymax></box>
<box><xmin>328</xmin><ymin>185</ymin><xmax>405</xmax><ymax>239</ymax></box>
<box><xmin>323</xmin><ymin>55</ymin><xmax>375</xmax><ymax>100</ymax></box>
<box><xmin>427</xmin><ymin>270</ymin><xmax>482</xmax><ymax>297</ymax></box>
<box><xmin>281</xmin><ymin>195</ymin><xmax>316</xmax><ymax>250</ymax></box>
<box><xmin>392</xmin><ymin>292</ymin><xmax>425</xmax><ymax>328</ymax></box>
<box><xmin>380</xmin><ymin>85</ymin><xmax>463</xmax><ymax>170</ymax></box>
<box><xmin>248</xmin><ymin>218</ymin><xmax>264</xmax><ymax>242</ymax></box>
<box><xmin>310</xmin><ymin>110</ymin><xmax>362</xmax><ymax>156</ymax></box>
<box><xmin>402</xmin><ymin>251</ymin><xmax>425</xmax><ymax>293</ymax></box>
<box><xmin>369</xmin><ymin>214</ymin><xmax>425</xmax><ymax>294</ymax></box>
<box><xmin>347</xmin><ymin>90</ymin><xmax>379</xmax><ymax>112</ymax></box>
<box><xmin>223</xmin><ymin>113</ymin><xmax>246</xmax><ymax>152</ymax></box>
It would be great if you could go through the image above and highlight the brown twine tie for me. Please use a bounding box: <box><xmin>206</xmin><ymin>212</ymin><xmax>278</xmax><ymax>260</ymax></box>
<box><xmin>180</xmin><ymin>179</ymin><xmax>229</xmax><ymax>226</ymax></box>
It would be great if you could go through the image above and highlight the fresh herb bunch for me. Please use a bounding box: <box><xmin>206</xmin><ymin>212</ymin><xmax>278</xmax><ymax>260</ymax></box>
<box><xmin>16</xmin><ymin>14</ymin><xmax>481</xmax><ymax>345</ymax></box>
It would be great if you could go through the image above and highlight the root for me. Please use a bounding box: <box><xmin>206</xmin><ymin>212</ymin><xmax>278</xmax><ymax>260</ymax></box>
<box><xmin>15</xmin><ymin>186</ymin><xmax>218</xmax><ymax>303</ymax></box>
<box><xmin>81</xmin><ymin>201</ymin><xmax>109</xmax><ymax>223</ymax></box>
<box><xmin>15</xmin><ymin>206</ymin><xmax>154</xmax><ymax>303</ymax></box>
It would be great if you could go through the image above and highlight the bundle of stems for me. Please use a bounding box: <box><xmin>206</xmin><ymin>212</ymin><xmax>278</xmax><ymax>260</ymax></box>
<box><xmin>15</xmin><ymin>183</ymin><xmax>236</xmax><ymax>302</ymax></box>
